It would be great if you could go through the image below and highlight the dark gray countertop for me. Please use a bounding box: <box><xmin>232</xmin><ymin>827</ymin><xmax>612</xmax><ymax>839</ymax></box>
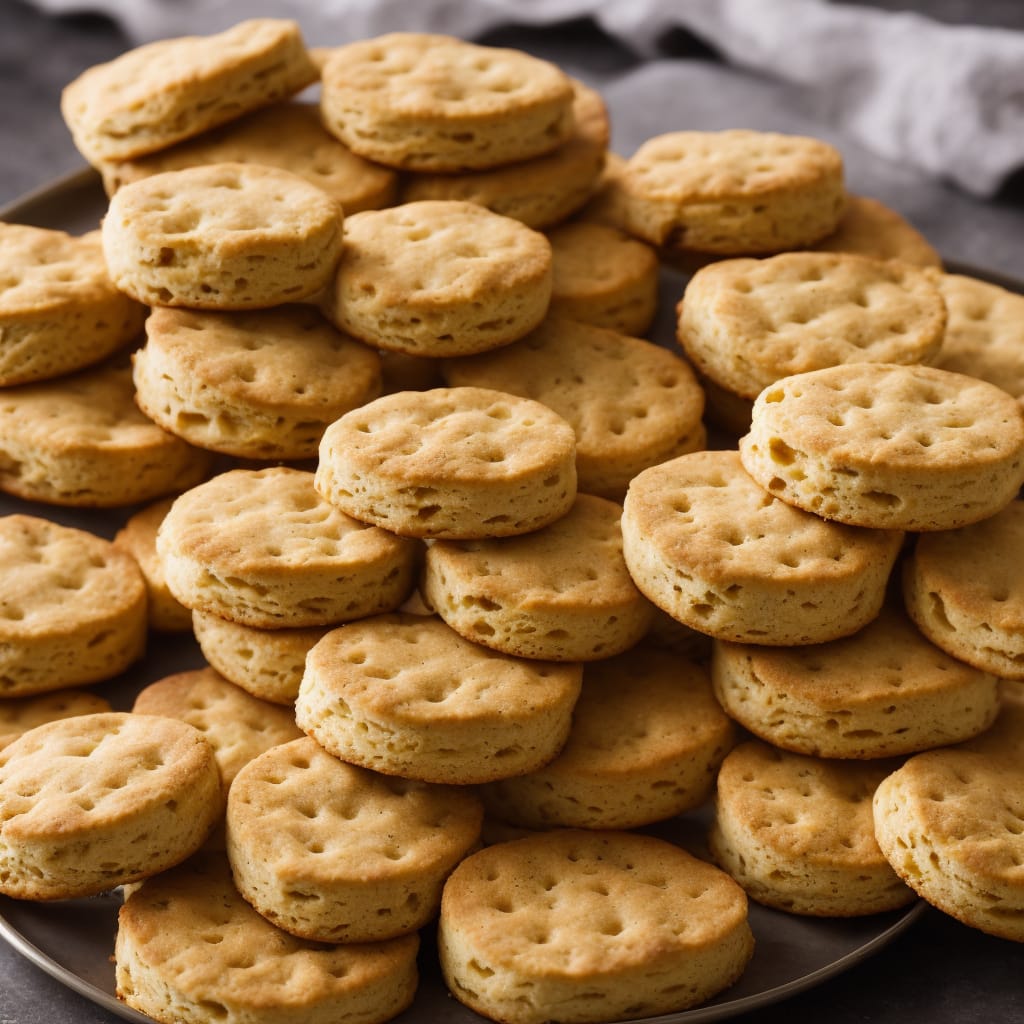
<box><xmin>1</xmin><ymin>2</ymin><xmax>1022</xmax><ymax>1023</ymax></box>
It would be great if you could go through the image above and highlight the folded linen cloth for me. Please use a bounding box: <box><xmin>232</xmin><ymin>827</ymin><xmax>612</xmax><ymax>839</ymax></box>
<box><xmin>27</xmin><ymin>0</ymin><xmax>1024</xmax><ymax>196</ymax></box>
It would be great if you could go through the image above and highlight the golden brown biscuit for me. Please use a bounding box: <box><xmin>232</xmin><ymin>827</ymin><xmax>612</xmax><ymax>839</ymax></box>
<box><xmin>103</xmin><ymin>163</ymin><xmax>343</xmax><ymax>309</ymax></box>
<box><xmin>439</xmin><ymin>830</ymin><xmax>754</xmax><ymax>1023</ymax></box>
<box><xmin>295</xmin><ymin>613</ymin><xmax>582</xmax><ymax>784</ymax></box>
<box><xmin>740</xmin><ymin>363</ymin><xmax>1024</xmax><ymax>531</ymax></box>
<box><xmin>0</xmin><ymin>711</ymin><xmax>221</xmax><ymax>899</ymax></box>
<box><xmin>315</xmin><ymin>387</ymin><xmax>577</xmax><ymax>539</ymax></box>
<box><xmin>61</xmin><ymin>19</ymin><xmax>318</xmax><ymax>164</ymax></box>
<box><xmin>0</xmin><ymin>224</ymin><xmax>144</xmax><ymax>386</ymax></box>
<box><xmin>319</xmin><ymin>33</ymin><xmax>575</xmax><ymax>171</ymax></box>
<box><xmin>622</xmin><ymin>449</ymin><xmax>903</xmax><ymax>645</ymax></box>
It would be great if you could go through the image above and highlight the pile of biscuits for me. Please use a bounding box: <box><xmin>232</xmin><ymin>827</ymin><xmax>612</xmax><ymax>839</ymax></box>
<box><xmin>1</xmin><ymin>17</ymin><xmax>1023</xmax><ymax>1024</ymax></box>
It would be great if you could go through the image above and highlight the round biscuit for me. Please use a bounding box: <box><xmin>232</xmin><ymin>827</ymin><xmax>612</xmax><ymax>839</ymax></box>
<box><xmin>315</xmin><ymin>387</ymin><xmax>577</xmax><ymax>539</ymax></box>
<box><xmin>115</xmin><ymin>853</ymin><xmax>420</xmax><ymax>1024</ymax></box>
<box><xmin>0</xmin><ymin>711</ymin><xmax>222</xmax><ymax>900</ymax></box>
<box><xmin>0</xmin><ymin>515</ymin><xmax>147</xmax><ymax>697</ymax></box>
<box><xmin>157</xmin><ymin>467</ymin><xmax>421</xmax><ymax>629</ymax></box>
<box><xmin>134</xmin><ymin>305</ymin><xmax>382</xmax><ymax>460</ymax></box>
<box><xmin>739</xmin><ymin>363</ymin><xmax>1024</xmax><ymax>531</ymax></box>
<box><xmin>0</xmin><ymin>225</ymin><xmax>144</xmax><ymax>386</ymax></box>
<box><xmin>622</xmin><ymin>449</ymin><xmax>903</xmax><ymax>645</ymax></box>
<box><xmin>319</xmin><ymin>33</ymin><xmax>575</xmax><ymax>171</ymax></box>
<box><xmin>710</xmin><ymin>741</ymin><xmax>914</xmax><ymax>917</ymax></box>
<box><xmin>444</xmin><ymin>317</ymin><xmax>706</xmax><ymax>500</ymax></box>
<box><xmin>226</xmin><ymin>736</ymin><xmax>482</xmax><ymax>942</ymax></box>
<box><xmin>327</xmin><ymin>200</ymin><xmax>552</xmax><ymax>357</ymax></box>
<box><xmin>103</xmin><ymin>162</ymin><xmax>343</xmax><ymax>309</ymax></box>
<box><xmin>422</xmin><ymin>493</ymin><xmax>654</xmax><ymax>662</ymax></box>
<box><xmin>439</xmin><ymin>830</ymin><xmax>754</xmax><ymax>1023</ymax></box>
<box><xmin>295</xmin><ymin>613</ymin><xmax>582</xmax><ymax>784</ymax></box>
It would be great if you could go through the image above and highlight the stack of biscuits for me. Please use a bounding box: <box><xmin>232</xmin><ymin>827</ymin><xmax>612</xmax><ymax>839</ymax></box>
<box><xmin>0</xmin><ymin>17</ymin><xmax>1023</xmax><ymax>1024</ymax></box>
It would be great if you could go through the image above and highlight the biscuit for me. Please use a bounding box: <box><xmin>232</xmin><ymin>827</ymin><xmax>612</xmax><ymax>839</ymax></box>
<box><xmin>115</xmin><ymin>853</ymin><xmax>420</xmax><ymax>1024</ymax></box>
<box><xmin>621</xmin><ymin>449</ymin><xmax>903</xmax><ymax>645</ymax></box>
<box><xmin>903</xmin><ymin>499</ymin><xmax>1024</xmax><ymax>680</ymax></box>
<box><xmin>319</xmin><ymin>33</ymin><xmax>575</xmax><ymax>171</ymax></box>
<box><xmin>677</xmin><ymin>252</ymin><xmax>947</xmax><ymax>400</ymax></box>
<box><xmin>444</xmin><ymin>317</ymin><xmax>706</xmax><ymax>500</ymax></box>
<box><xmin>0</xmin><ymin>515</ymin><xmax>147</xmax><ymax>697</ymax></box>
<box><xmin>618</xmin><ymin>129</ymin><xmax>846</xmax><ymax>254</ymax></box>
<box><xmin>61</xmin><ymin>19</ymin><xmax>318</xmax><ymax>164</ymax></box>
<box><xmin>422</xmin><ymin>494</ymin><xmax>654</xmax><ymax>662</ymax></box>
<box><xmin>132</xmin><ymin>667</ymin><xmax>304</xmax><ymax>788</ymax></box>
<box><xmin>0</xmin><ymin>360</ymin><xmax>214</xmax><ymax>507</ymax></box>
<box><xmin>157</xmin><ymin>467</ymin><xmax>420</xmax><ymax>629</ymax></box>
<box><xmin>102</xmin><ymin>162</ymin><xmax>343</xmax><ymax>309</ymax></box>
<box><xmin>99</xmin><ymin>101</ymin><xmax>398</xmax><ymax>214</ymax></box>
<box><xmin>133</xmin><ymin>305</ymin><xmax>382</xmax><ymax>460</ymax></box>
<box><xmin>873</xmin><ymin>747</ymin><xmax>1024</xmax><ymax>941</ymax></box>
<box><xmin>326</xmin><ymin>200</ymin><xmax>552</xmax><ymax>357</ymax></box>
<box><xmin>712</xmin><ymin>603</ymin><xmax>1001</xmax><ymax>758</ymax></box>
<box><xmin>0</xmin><ymin>690</ymin><xmax>111</xmax><ymax>752</ymax></box>
<box><xmin>547</xmin><ymin>221</ymin><xmax>659</xmax><ymax>336</ymax></box>
<box><xmin>479</xmin><ymin>644</ymin><xmax>735</xmax><ymax>829</ymax></box>
<box><xmin>399</xmin><ymin>80</ymin><xmax>608</xmax><ymax>229</ymax></box>
<box><xmin>439</xmin><ymin>830</ymin><xmax>754</xmax><ymax>1023</ymax></box>
<box><xmin>226</xmin><ymin>736</ymin><xmax>482</xmax><ymax>942</ymax></box>
<box><xmin>739</xmin><ymin>363</ymin><xmax>1024</xmax><ymax>531</ymax></box>
<box><xmin>192</xmin><ymin>610</ymin><xmax>328</xmax><ymax>705</ymax></box>
<box><xmin>811</xmin><ymin>194</ymin><xmax>943</xmax><ymax>267</ymax></box>
<box><xmin>315</xmin><ymin>387</ymin><xmax>577</xmax><ymax>539</ymax></box>
<box><xmin>0</xmin><ymin>711</ymin><xmax>221</xmax><ymax>899</ymax></box>
<box><xmin>710</xmin><ymin>741</ymin><xmax>914</xmax><ymax>916</ymax></box>
<box><xmin>0</xmin><ymin>224</ymin><xmax>144</xmax><ymax>386</ymax></box>
<box><xmin>113</xmin><ymin>497</ymin><xmax>193</xmax><ymax>633</ymax></box>
<box><xmin>295</xmin><ymin>613</ymin><xmax>582</xmax><ymax>784</ymax></box>
<box><xmin>931</xmin><ymin>272</ymin><xmax>1024</xmax><ymax>407</ymax></box>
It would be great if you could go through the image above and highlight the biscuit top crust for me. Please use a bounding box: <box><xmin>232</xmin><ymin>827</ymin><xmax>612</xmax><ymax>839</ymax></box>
<box><xmin>229</xmin><ymin>737</ymin><xmax>482</xmax><ymax>880</ymax></box>
<box><xmin>0</xmin><ymin>515</ymin><xmax>144</xmax><ymax>639</ymax></box>
<box><xmin>0</xmin><ymin>711</ymin><xmax>215</xmax><ymax>838</ymax></box>
<box><xmin>624</xmin><ymin>129</ymin><xmax>843</xmax><ymax>201</ymax></box>
<box><xmin>443</xmin><ymin>830</ymin><xmax>749</xmax><ymax>975</ymax></box>
<box><xmin>318</xmin><ymin>387</ymin><xmax>575</xmax><ymax>487</ymax></box>
<box><xmin>321</xmin><ymin>33</ymin><xmax>573</xmax><ymax>123</ymax></box>
<box><xmin>444</xmin><ymin>318</ymin><xmax>705</xmax><ymax>458</ymax></box>
<box><xmin>0</xmin><ymin>363</ymin><xmax>195</xmax><ymax>453</ymax></box>
<box><xmin>305</xmin><ymin>614</ymin><xmax>582</xmax><ymax>724</ymax></box>
<box><xmin>158</xmin><ymin>467</ymin><xmax>414</xmax><ymax>574</ymax></box>
<box><xmin>132</xmin><ymin>668</ymin><xmax>303</xmax><ymax>786</ymax></box>
<box><xmin>748</xmin><ymin>363</ymin><xmax>1024</xmax><ymax>472</ymax></box>
<box><xmin>105</xmin><ymin>163</ymin><xmax>342</xmax><ymax>259</ymax></box>
<box><xmin>877</xmin><ymin>750</ymin><xmax>1024</xmax><ymax>883</ymax></box>
<box><xmin>61</xmin><ymin>19</ymin><xmax>317</xmax><ymax>158</ymax></box>
<box><xmin>910</xmin><ymin>500</ymin><xmax>1024</xmax><ymax>631</ymax></box>
<box><xmin>933</xmin><ymin>273</ymin><xmax>1024</xmax><ymax>403</ymax></box>
<box><xmin>679</xmin><ymin>252</ymin><xmax>946</xmax><ymax>391</ymax></box>
<box><xmin>118</xmin><ymin>855</ymin><xmax>419</xmax><ymax>1005</ymax></box>
<box><xmin>338</xmin><ymin>200</ymin><xmax>552</xmax><ymax>306</ymax></box>
<box><xmin>106</xmin><ymin>102</ymin><xmax>397</xmax><ymax>212</ymax></box>
<box><xmin>0</xmin><ymin>226</ymin><xmax>129</xmax><ymax>316</ymax></box>
<box><xmin>427</xmin><ymin>495</ymin><xmax>642</xmax><ymax>610</ymax></box>
<box><xmin>556</xmin><ymin>647</ymin><xmax>733</xmax><ymax>775</ymax></box>
<box><xmin>717</xmin><ymin>741</ymin><xmax>894</xmax><ymax>864</ymax></box>
<box><xmin>143</xmin><ymin>306</ymin><xmax>381</xmax><ymax>411</ymax></box>
<box><xmin>717</xmin><ymin>603</ymin><xmax>997</xmax><ymax>709</ymax></box>
<box><xmin>624</xmin><ymin>450</ymin><xmax>902</xmax><ymax>586</ymax></box>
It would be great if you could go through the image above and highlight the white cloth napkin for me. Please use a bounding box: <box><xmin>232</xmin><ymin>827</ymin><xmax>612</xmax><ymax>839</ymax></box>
<box><xmin>30</xmin><ymin>0</ymin><xmax>1024</xmax><ymax>196</ymax></box>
